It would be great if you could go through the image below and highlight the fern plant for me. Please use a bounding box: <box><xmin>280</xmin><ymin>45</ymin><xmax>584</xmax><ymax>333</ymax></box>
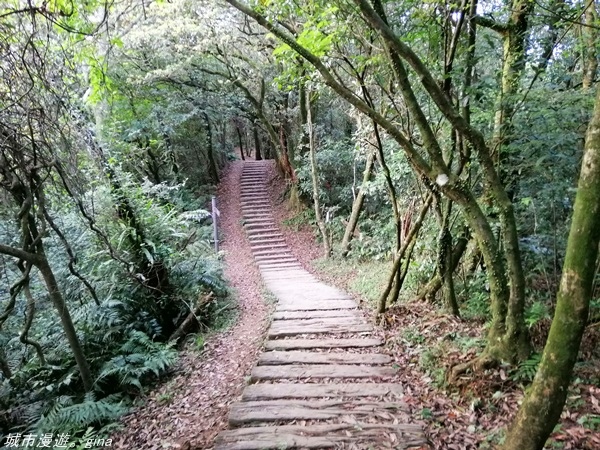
<box><xmin>512</xmin><ymin>353</ymin><xmax>542</xmax><ymax>383</ymax></box>
<box><xmin>96</xmin><ymin>331</ymin><xmax>177</xmax><ymax>393</ymax></box>
<box><xmin>35</xmin><ymin>393</ymin><xmax>128</xmax><ymax>434</ymax></box>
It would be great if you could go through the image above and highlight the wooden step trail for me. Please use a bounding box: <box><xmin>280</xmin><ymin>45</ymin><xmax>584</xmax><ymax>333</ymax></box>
<box><xmin>214</xmin><ymin>161</ymin><xmax>426</xmax><ymax>450</ymax></box>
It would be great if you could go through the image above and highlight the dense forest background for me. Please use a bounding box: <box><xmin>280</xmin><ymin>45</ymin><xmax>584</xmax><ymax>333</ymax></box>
<box><xmin>1</xmin><ymin>0</ymin><xmax>599</xmax><ymax>449</ymax></box>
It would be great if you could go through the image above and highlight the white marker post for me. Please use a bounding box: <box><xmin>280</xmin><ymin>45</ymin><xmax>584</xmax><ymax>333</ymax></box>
<box><xmin>212</xmin><ymin>196</ymin><xmax>220</xmax><ymax>252</ymax></box>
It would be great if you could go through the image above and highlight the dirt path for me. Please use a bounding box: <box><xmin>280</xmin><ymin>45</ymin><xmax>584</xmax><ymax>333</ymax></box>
<box><xmin>213</xmin><ymin>161</ymin><xmax>427</xmax><ymax>449</ymax></box>
<box><xmin>112</xmin><ymin>161</ymin><xmax>270</xmax><ymax>450</ymax></box>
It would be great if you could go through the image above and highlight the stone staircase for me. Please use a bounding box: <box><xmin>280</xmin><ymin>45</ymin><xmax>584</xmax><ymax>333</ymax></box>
<box><xmin>213</xmin><ymin>161</ymin><xmax>427</xmax><ymax>450</ymax></box>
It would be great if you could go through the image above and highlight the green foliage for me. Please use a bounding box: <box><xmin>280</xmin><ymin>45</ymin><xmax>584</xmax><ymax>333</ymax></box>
<box><xmin>35</xmin><ymin>394</ymin><xmax>128</xmax><ymax>434</ymax></box>
<box><xmin>577</xmin><ymin>414</ymin><xmax>600</xmax><ymax>432</ymax></box>
<box><xmin>295</xmin><ymin>137</ymin><xmax>356</xmax><ymax>213</ymax></box>
<box><xmin>97</xmin><ymin>331</ymin><xmax>177</xmax><ymax>393</ymax></box>
<box><xmin>525</xmin><ymin>301</ymin><xmax>551</xmax><ymax>328</ymax></box>
<box><xmin>512</xmin><ymin>353</ymin><xmax>542</xmax><ymax>383</ymax></box>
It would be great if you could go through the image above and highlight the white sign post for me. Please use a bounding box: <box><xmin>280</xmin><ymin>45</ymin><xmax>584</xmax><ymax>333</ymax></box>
<box><xmin>212</xmin><ymin>196</ymin><xmax>220</xmax><ymax>252</ymax></box>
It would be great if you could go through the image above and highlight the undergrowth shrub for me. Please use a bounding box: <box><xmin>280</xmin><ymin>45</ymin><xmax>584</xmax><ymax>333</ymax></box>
<box><xmin>0</xmin><ymin>173</ymin><xmax>229</xmax><ymax>443</ymax></box>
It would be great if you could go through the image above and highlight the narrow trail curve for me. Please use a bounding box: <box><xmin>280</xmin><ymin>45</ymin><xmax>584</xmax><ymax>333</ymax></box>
<box><xmin>112</xmin><ymin>161</ymin><xmax>271</xmax><ymax>450</ymax></box>
<box><xmin>213</xmin><ymin>161</ymin><xmax>428</xmax><ymax>450</ymax></box>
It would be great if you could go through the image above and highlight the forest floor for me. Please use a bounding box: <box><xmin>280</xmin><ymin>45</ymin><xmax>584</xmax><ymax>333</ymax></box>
<box><xmin>111</xmin><ymin>161</ymin><xmax>272</xmax><ymax>450</ymax></box>
<box><xmin>112</xmin><ymin>159</ymin><xmax>600</xmax><ymax>450</ymax></box>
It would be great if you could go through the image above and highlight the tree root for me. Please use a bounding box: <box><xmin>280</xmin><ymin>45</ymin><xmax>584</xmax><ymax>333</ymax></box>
<box><xmin>168</xmin><ymin>293</ymin><xmax>214</xmax><ymax>343</ymax></box>
<box><xmin>448</xmin><ymin>352</ymin><xmax>498</xmax><ymax>384</ymax></box>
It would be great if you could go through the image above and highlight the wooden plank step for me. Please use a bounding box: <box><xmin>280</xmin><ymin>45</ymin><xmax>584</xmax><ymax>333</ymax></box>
<box><xmin>254</xmin><ymin>250</ymin><xmax>292</xmax><ymax>257</ymax></box>
<box><xmin>253</xmin><ymin>249</ymin><xmax>290</xmax><ymax>256</ymax></box>
<box><xmin>244</xmin><ymin>216</ymin><xmax>272</xmax><ymax>220</ymax></box>
<box><xmin>249</xmin><ymin>232</ymin><xmax>282</xmax><ymax>238</ymax></box>
<box><xmin>262</xmin><ymin>275</ymin><xmax>315</xmax><ymax>282</ymax></box>
<box><xmin>261</xmin><ymin>265</ymin><xmax>303</xmax><ymax>272</ymax></box>
<box><xmin>268</xmin><ymin>324</ymin><xmax>372</xmax><ymax>338</ymax></box>
<box><xmin>275</xmin><ymin>300</ymin><xmax>358</xmax><ymax>311</ymax></box>
<box><xmin>214</xmin><ymin>423</ymin><xmax>425</xmax><ymax>450</ymax></box>
<box><xmin>245</xmin><ymin>224</ymin><xmax>278</xmax><ymax>230</ymax></box>
<box><xmin>260</xmin><ymin>263</ymin><xmax>302</xmax><ymax>269</ymax></box>
<box><xmin>241</xmin><ymin>206</ymin><xmax>270</xmax><ymax>210</ymax></box>
<box><xmin>261</xmin><ymin>272</ymin><xmax>312</xmax><ymax>278</ymax></box>
<box><xmin>272</xmin><ymin>309</ymin><xmax>358</xmax><ymax>320</ymax></box>
<box><xmin>258</xmin><ymin>351</ymin><xmax>392</xmax><ymax>365</ymax></box>
<box><xmin>251</xmin><ymin>364</ymin><xmax>394</xmax><ymax>381</ymax></box>
<box><xmin>241</xmin><ymin>382</ymin><xmax>404</xmax><ymax>401</ymax></box>
<box><xmin>229</xmin><ymin>399</ymin><xmax>405</xmax><ymax>426</ymax></box>
<box><xmin>265</xmin><ymin>338</ymin><xmax>383</xmax><ymax>350</ymax></box>
<box><xmin>248</xmin><ymin>233</ymin><xmax>284</xmax><ymax>240</ymax></box>
<box><xmin>248</xmin><ymin>237</ymin><xmax>285</xmax><ymax>244</ymax></box>
<box><xmin>259</xmin><ymin>258</ymin><xmax>299</xmax><ymax>264</ymax></box>
<box><xmin>273</xmin><ymin>296</ymin><xmax>354</xmax><ymax>304</ymax></box>
<box><xmin>240</xmin><ymin>199</ymin><xmax>270</xmax><ymax>204</ymax></box>
<box><xmin>250</xmin><ymin>245</ymin><xmax>288</xmax><ymax>252</ymax></box>
<box><xmin>249</xmin><ymin>237</ymin><xmax>286</xmax><ymax>243</ymax></box>
<box><xmin>271</xmin><ymin>317</ymin><xmax>364</xmax><ymax>327</ymax></box>
<box><xmin>244</xmin><ymin>219</ymin><xmax>275</xmax><ymax>224</ymax></box>
<box><xmin>256</xmin><ymin>257</ymin><xmax>296</xmax><ymax>264</ymax></box>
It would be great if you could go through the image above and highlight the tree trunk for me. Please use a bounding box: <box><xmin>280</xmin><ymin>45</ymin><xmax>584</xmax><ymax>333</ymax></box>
<box><xmin>500</xmin><ymin>83</ymin><xmax>600</xmax><ymax>450</ymax></box>
<box><xmin>236</xmin><ymin>124</ymin><xmax>245</xmax><ymax>161</ymax></box>
<box><xmin>491</xmin><ymin>0</ymin><xmax>534</xmax><ymax>169</ymax></box>
<box><xmin>437</xmin><ymin>204</ymin><xmax>460</xmax><ymax>316</ymax></box>
<box><xmin>38</xmin><ymin>258</ymin><xmax>93</xmax><ymax>392</ymax></box>
<box><xmin>0</xmin><ymin>350</ymin><xmax>11</xmax><ymax>379</ymax></box>
<box><xmin>202</xmin><ymin>113</ymin><xmax>220</xmax><ymax>183</ymax></box>
<box><xmin>583</xmin><ymin>0</ymin><xmax>598</xmax><ymax>89</ymax></box>
<box><xmin>253</xmin><ymin>122</ymin><xmax>263</xmax><ymax>160</ymax></box>
<box><xmin>21</xmin><ymin>284</ymin><xmax>46</xmax><ymax>365</ymax></box>
<box><xmin>220</xmin><ymin>122</ymin><xmax>228</xmax><ymax>165</ymax></box>
<box><xmin>340</xmin><ymin>148</ymin><xmax>375</xmax><ymax>257</ymax></box>
<box><xmin>378</xmin><ymin>195</ymin><xmax>433</xmax><ymax>313</ymax></box>
<box><xmin>306</xmin><ymin>90</ymin><xmax>331</xmax><ymax>257</ymax></box>
<box><xmin>415</xmin><ymin>230</ymin><xmax>470</xmax><ymax>302</ymax></box>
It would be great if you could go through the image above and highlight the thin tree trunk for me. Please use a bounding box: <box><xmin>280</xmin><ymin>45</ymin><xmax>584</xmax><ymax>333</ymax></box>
<box><xmin>202</xmin><ymin>113</ymin><xmax>220</xmax><ymax>183</ymax></box>
<box><xmin>500</xmin><ymin>83</ymin><xmax>600</xmax><ymax>450</ymax></box>
<box><xmin>0</xmin><ymin>349</ymin><xmax>11</xmax><ymax>379</ymax></box>
<box><xmin>341</xmin><ymin>148</ymin><xmax>375</xmax><ymax>256</ymax></box>
<box><xmin>38</xmin><ymin>257</ymin><xmax>93</xmax><ymax>391</ymax></box>
<box><xmin>253</xmin><ymin>122</ymin><xmax>263</xmax><ymax>160</ymax></box>
<box><xmin>583</xmin><ymin>0</ymin><xmax>598</xmax><ymax>89</ymax></box>
<box><xmin>306</xmin><ymin>90</ymin><xmax>331</xmax><ymax>257</ymax></box>
<box><xmin>378</xmin><ymin>195</ymin><xmax>433</xmax><ymax>313</ymax></box>
<box><xmin>21</xmin><ymin>284</ymin><xmax>46</xmax><ymax>365</ymax></box>
<box><xmin>220</xmin><ymin>122</ymin><xmax>228</xmax><ymax>166</ymax></box>
<box><xmin>415</xmin><ymin>230</ymin><xmax>470</xmax><ymax>302</ymax></box>
<box><xmin>438</xmin><ymin>204</ymin><xmax>460</xmax><ymax>316</ymax></box>
<box><xmin>236</xmin><ymin>125</ymin><xmax>245</xmax><ymax>161</ymax></box>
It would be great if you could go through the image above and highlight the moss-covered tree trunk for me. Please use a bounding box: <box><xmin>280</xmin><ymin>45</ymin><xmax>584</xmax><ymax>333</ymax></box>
<box><xmin>306</xmin><ymin>90</ymin><xmax>331</xmax><ymax>257</ymax></box>
<box><xmin>202</xmin><ymin>112</ymin><xmax>220</xmax><ymax>184</ymax></box>
<box><xmin>500</xmin><ymin>85</ymin><xmax>600</xmax><ymax>450</ymax></box>
<box><xmin>583</xmin><ymin>0</ymin><xmax>598</xmax><ymax>89</ymax></box>
<box><xmin>38</xmin><ymin>257</ymin><xmax>94</xmax><ymax>392</ymax></box>
<box><xmin>341</xmin><ymin>148</ymin><xmax>375</xmax><ymax>257</ymax></box>
<box><xmin>437</xmin><ymin>204</ymin><xmax>460</xmax><ymax>316</ymax></box>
